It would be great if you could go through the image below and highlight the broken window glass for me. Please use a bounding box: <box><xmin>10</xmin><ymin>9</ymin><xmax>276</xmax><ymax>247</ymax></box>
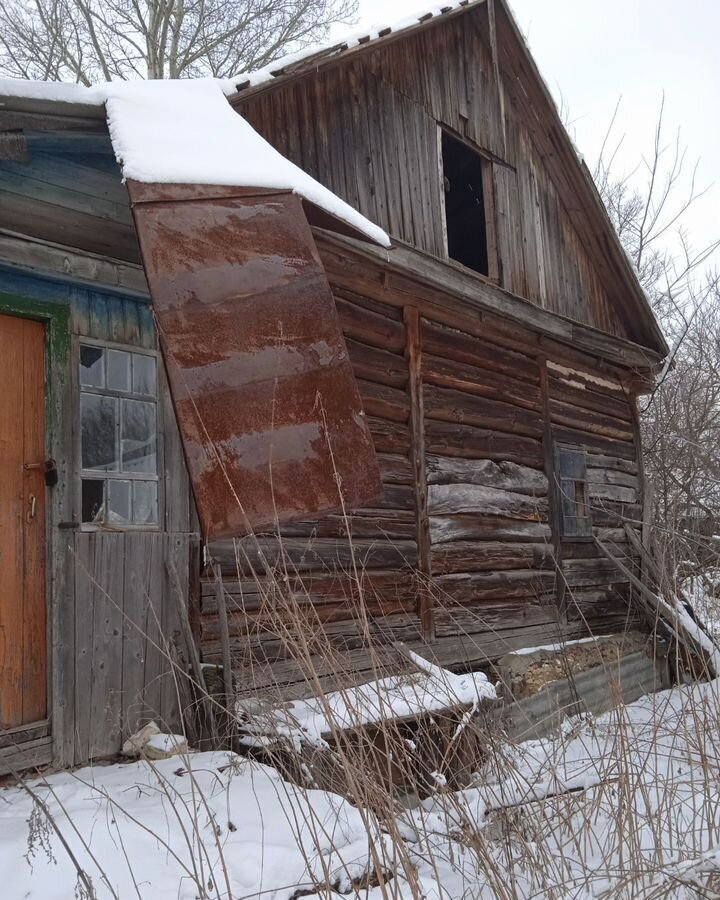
<box><xmin>79</xmin><ymin>342</ymin><xmax>159</xmax><ymax>527</ymax></box>
<box><xmin>81</xmin><ymin>394</ymin><xmax>118</xmax><ymax>471</ymax></box>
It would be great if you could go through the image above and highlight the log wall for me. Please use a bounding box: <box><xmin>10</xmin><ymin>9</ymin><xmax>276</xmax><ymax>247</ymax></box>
<box><xmin>202</xmin><ymin>274</ymin><xmax>643</xmax><ymax>699</ymax></box>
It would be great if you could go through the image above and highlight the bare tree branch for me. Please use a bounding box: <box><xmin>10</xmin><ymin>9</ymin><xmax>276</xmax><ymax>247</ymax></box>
<box><xmin>0</xmin><ymin>0</ymin><xmax>358</xmax><ymax>83</ymax></box>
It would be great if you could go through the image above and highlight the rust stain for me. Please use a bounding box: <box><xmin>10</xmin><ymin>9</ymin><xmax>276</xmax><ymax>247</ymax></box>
<box><xmin>129</xmin><ymin>187</ymin><xmax>383</xmax><ymax>539</ymax></box>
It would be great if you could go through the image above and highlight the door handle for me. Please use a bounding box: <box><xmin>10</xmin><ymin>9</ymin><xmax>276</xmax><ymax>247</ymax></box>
<box><xmin>26</xmin><ymin>493</ymin><xmax>37</xmax><ymax>523</ymax></box>
<box><xmin>24</xmin><ymin>458</ymin><xmax>58</xmax><ymax>487</ymax></box>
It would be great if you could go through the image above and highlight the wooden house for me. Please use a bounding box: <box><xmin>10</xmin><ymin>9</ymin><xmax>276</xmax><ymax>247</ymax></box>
<box><xmin>0</xmin><ymin>0</ymin><xmax>668</xmax><ymax>775</ymax></box>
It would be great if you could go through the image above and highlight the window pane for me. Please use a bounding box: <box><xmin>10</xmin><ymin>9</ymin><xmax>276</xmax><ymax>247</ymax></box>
<box><xmin>107</xmin><ymin>349</ymin><xmax>131</xmax><ymax>392</ymax></box>
<box><xmin>81</xmin><ymin>393</ymin><xmax>118</xmax><ymax>471</ymax></box>
<box><xmin>80</xmin><ymin>345</ymin><xmax>105</xmax><ymax>388</ymax></box>
<box><xmin>133</xmin><ymin>354</ymin><xmax>156</xmax><ymax>396</ymax></box>
<box><xmin>121</xmin><ymin>399</ymin><xmax>157</xmax><ymax>473</ymax></box>
<box><xmin>133</xmin><ymin>481</ymin><xmax>158</xmax><ymax>525</ymax></box>
<box><xmin>81</xmin><ymin>479</ymin><xmax>104</xmax><ymax>523</ymax></box>
<box><xmin>107</xmin><ymin>479</ymin><xmax>131</xmax><ymax>524</ymax></box>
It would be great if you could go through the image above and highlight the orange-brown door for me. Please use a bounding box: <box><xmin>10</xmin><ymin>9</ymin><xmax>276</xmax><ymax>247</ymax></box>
<box><xmin>0</xmin><ymin>314</ymin><xmax>47</xmax><ymax>729</ymax></box>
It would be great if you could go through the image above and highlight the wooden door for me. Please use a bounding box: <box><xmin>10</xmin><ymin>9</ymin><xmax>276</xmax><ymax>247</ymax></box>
<box><xmin>0</xmin><ymin>314</ymin><xmax>47</xmax><ymax>729</ymax></box>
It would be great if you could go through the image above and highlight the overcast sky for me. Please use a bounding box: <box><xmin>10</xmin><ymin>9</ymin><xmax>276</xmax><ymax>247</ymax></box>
<box><xmin>333</xmin><ymin>0</ymin><xmax>719</xmax><ymax>263</ymax></box>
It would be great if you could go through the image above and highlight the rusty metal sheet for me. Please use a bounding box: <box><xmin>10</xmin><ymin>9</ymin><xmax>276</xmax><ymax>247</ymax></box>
<box><xmin>129</xmin><ymin>186</ymin><xmax>383</xmax><ymax>540</ymax></box>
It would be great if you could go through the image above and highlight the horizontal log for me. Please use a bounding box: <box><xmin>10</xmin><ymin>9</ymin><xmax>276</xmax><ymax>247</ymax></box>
<box><xmin>220</xmin><ymin>619</ymin><xmax>605</xmax><ymax>698</ymax></box>
<box><xmin>562</xmin><ymin>557</ymin><xmax>636</xmax><ymax>587</ymax></box>
<box><xmin>434</xmin><ymin>600</ymin><xmax>561</xmax><ymax>635</ymax></box>
<box><xmin>421</xmin><ymin>319</ymin><xmax>540</xmax><ymax>383</ymax></box>
<box><xmin>376</xmin><ymin>452</ymin><xmax>413</xmax><ymax>485</ymax></box>
<box><xmin>428</xmin><ymin>483</ymin><xmax>548</xmax><ymax>520</ymax></box>
<box><xmin>369</xmin><ymin>483</ymin><xmax>414</xmax><ymax>511</ymax></box>
<box><xmin>279</xmin><ymin>512</ymin><xmax>417</xmax><ymax>541</ymax></box>
<box><xmin>547</xmin><ymin>359</ymin><xmax>625</xmax><ymax>396</ymax></box>
<box><xmin>422</xmin><ymin>352</ymin><xmax>541</xmax><ymax>411</ymax></box>
<box><xmin>318</xmin><ymin>232</ymin><xmax>663</xmax><ymax>373</ymax></box>
<box><xmin>560</xmin><ymin>540</ymin><xmax>629</xmax><ymax>560</ymax></box>
<box><xmin>549</xmin><ymin>398</ymin><xmax>634</xmax><ymax>441</ymax></box>
<box><xmin>587</xmin><ymin>482</ymin><xmax>637</xmax><ymax>504</ymax></box>
<box><xmin>548</xmin><ymin>374</ymin><xmax>633</xmax><ymax>422</ymax></box>
<box><xmin>430</xmin><ymin>516</ymin><xmax>552</xmax><ymax>544</ymax></box>
<box><xmin>426</xmin><ymin>456</ymin><xmax>548</xmax><ymax>496</ymax></box>
<box><xmin>334</xmin><ymin>286</ymin><xmax>403</xmax><ymax>321</ymax></box>
<box><xmin>586</xmin><ymin>467</ymin><xmax>638</xmax><ymax>489</ymax></box>
<box><xmin>202</xmin><ymin>612</ymin><xmax>425</xmax><ymax>659</ymax></box>
<box><xmin>204</xmin><ymin>569</ymin><xmax>421</xmax><ymax>611</ymax></box>
<box><xmin>425</xmin><ymin>420</ymin><xmax>545</xmax><ymax>468</ymax></box>
<box><xmin>424</xmin><ymin>384</ymin><xmax>544</xmax><ymax>438</ymax></box>
<box><xmin>434</xmin><ymin>569</ymin><xmax>557</xmax><ymax>604</ymax></box>
<box><xmin>334</xmin><ymin>294</ymin><xmax>405</xmax><ymax>352</ymax></box>
<box><xmin>367</xmin><ymin>416</ymin><xmax>411</xmax><ymax>453</ymax></box>
<box><xmin>208</xmin><ymin>537</ymin><xmax>419</xmax><ymax>576</ymax></box>
<box><xmin>347</xmin><ymin>338</ymin><xmax>408</xmax><ymax>388</ymax></box>
<box><xmin>552</xmin><ymin>426</ymin><xmax>636</xmax><ymax>460</ymax></box>
<box><xmin>585</xmin><ymin>453</ymin><xmax>638</xmax><ymax>475</ymax></box>
<box><xmin>589</xmin><ymin>500</ymin><xmax>643</xmax><ymax>528</ymax></box>
<box><xmin>357</xmin><ymin>379</ymin><xmax>410</xmax><ymax>423</ymax></box>
<box><xmin>431</xmin><ymin>541</ymin><xmax>554</xmax><ymax>575</ymax></box>
<box><xmin>565</xmin><ymin>584</ymin><xmax>633</xmax><ymax>621</ymax></box>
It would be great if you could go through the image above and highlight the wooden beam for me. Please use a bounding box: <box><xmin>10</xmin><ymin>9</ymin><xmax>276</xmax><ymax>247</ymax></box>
<box><xmin>315</xmin><ymin>228</ymin><xmax>664</xmax><ymax>373</ymax></box>
<box><xmin>0</xmin><ymin>230</ymin><xmax>148</xmax><ymax>297</ymax></box>
<box><xmin>404</xmin><ymin>306</ymin><xmax>434</xmax><ymax>640</ymax></box>
<box><xmin>538</xmin><ymin>356</ymin><xmax>564</xmax><ymax>617</ymax></box>
<box><xmin>594</xmin><ymin>537</ymin><xmax>718</xmax><ymax>678</ymax></box>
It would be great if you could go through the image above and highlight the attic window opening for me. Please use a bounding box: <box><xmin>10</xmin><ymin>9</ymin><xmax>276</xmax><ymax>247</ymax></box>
<box><xmin>441</xmin><ymin>130</ymin><xmax>490</xmax><ymax>277</ymax></box>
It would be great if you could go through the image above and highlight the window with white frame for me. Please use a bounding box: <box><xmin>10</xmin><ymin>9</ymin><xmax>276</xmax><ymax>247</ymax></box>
<box><xmin>79</xmin><ymin>342</ymin><xmax>159</xmax><ymax>526</ymax></box>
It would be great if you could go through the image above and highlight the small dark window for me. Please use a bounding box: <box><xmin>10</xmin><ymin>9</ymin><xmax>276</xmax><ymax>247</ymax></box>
<box><xmin>557</xmin><ymin>447</ymin><xmax>592</xmax><ymax>538</ymax></box>
<box><xmin>441</xmin><ymin>131</ymin><xmax>490</xmax><ymax>276</ymax></box>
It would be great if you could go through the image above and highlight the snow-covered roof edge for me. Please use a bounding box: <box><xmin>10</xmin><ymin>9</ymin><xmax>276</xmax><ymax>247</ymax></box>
<box><xmin>0</xmin><ymin>77</ymin><xmax>389</xmax><ymax>248</ymax></box>
<box><xmin>222</xmin><ymin>0</ymin><xmax>477</xmax><ymax>95</ymax></box>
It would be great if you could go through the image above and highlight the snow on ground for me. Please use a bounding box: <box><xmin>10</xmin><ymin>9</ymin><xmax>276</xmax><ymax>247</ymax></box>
<box><xmin>5</xmin><ymin>679</ymin><xmax>720</xmax><ymax>899</ymax></box>
<box><xmin>0</xmin><ymin>752</ymin><xmax>394</xmax><ymax>900</ymax></box>
<box><xmin>401</xmin><ymin>679</ymin><xmax>720</xmax><ymax>898</ymax></box>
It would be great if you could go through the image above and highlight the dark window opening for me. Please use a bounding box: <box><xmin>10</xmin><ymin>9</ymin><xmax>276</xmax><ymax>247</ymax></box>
<box><xmin>441</xmin><ymin>131</ymin><xmax>489</xmax><ymax>276</ymax></box>
<box><xmin>557</xmin><ymin>447</ymin><xmax>593</xmax><ymax>538</ymax></box>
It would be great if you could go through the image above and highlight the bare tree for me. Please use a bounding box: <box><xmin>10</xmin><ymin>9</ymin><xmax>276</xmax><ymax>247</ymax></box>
<box><xmin>594</xmin><ymin>97</ymin><xmax>720</xmax><ymax>578</ymax></box>
<box><xmin>0</xmin><ymin>0</ymin><xmax>357</xmax><ymax>83</ymax></box>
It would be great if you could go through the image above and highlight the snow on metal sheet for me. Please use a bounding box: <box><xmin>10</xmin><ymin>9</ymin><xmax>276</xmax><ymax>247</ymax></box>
<box><xmin>129</xmin><ymin>184</ymin><xmax>383</xmax><ymax>539</ymax></box>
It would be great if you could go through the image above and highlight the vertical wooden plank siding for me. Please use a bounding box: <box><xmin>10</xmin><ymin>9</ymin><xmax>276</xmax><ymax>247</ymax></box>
<box><xmin>404</xmin><ymin>307</ymin><xmax>434</xmax><ymax>639</ymax></box>
<box><xmin>236</xmin><ymin>10</ymin><xmax>636</xmax><ymax>343</ymax></box>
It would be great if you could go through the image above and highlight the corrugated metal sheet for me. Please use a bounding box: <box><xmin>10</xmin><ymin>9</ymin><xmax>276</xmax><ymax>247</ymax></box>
<box><xmin>129</xmin><ymin>184</ymin><xmax>383</xmax><ymax>539</ymax></box>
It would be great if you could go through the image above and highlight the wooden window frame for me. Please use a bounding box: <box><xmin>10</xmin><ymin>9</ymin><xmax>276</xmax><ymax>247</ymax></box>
<box><xmin>556</xmin><ymin>446</ymin><xmax>593</xmax><ymax>540</ymax></box>
<box><xmin>437</xmin><ymin>125</ymin><xmax>499</xmax><ymax>283</ymax></box>
<box><xmin>74</xmin><ymin>336</ymin><xmax>164</xmax><ymax>532</ymax></box>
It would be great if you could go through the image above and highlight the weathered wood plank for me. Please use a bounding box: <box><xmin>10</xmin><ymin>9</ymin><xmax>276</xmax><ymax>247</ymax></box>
<box><xmin>422</xmin><ymin>352</ymin><xmax>542</xmax><ymax>410</ymax></box>
<box><xmin>424</xmin><ymin>383</ymin><xmax>544</xmax><ymax>438</ymax></box>
<box><xmin>431</xmin><ymin>541</ymin><xmax>554</xmax><ymax>575</ymax></box>
<box><xmin>429</xmin><ymin>515</ymin><xmax>552</xmax><ymax>544</ymax></box>
<box><xmin>425</xmin><ymin>420</ymin><xmax>544</xmax><ymax>467</ymax></box>
<box><xmin>428</xmin><ymin>482</ymin><xmax>548</xmax><ymax>520</ymax></box>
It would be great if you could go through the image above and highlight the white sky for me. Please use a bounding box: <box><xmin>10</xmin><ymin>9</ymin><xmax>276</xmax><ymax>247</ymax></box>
<box><xmin>333</xmin><ymin>0</ymin><xmax>719</xmax><ymax>263</ymax></box>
